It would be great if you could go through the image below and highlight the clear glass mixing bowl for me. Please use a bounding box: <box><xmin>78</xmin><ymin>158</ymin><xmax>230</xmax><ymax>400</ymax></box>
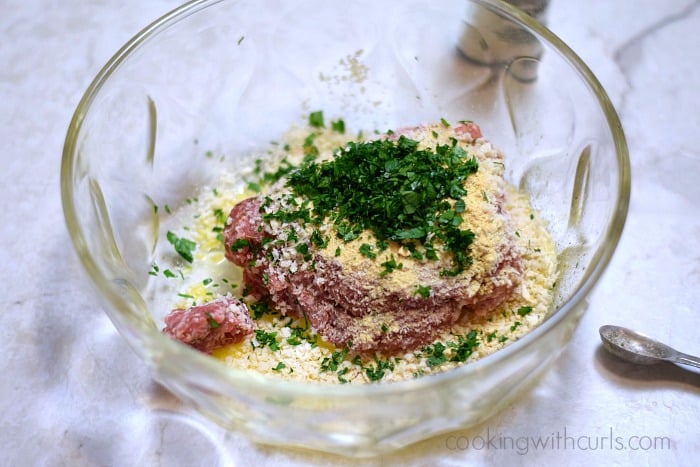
<box><xmin>61</xmin><ymin>0</ymin><xmax>630</xmax><ymax>457</ymax></box>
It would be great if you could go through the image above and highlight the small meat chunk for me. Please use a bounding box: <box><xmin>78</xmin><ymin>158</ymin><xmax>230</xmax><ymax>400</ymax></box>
<box><xmin>162</xmin><ymin>296</ymin><xmax>254</xmax><ymax>353</ymax></box>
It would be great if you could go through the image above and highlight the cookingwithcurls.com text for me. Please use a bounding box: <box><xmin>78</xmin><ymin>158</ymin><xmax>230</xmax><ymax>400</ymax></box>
<box><xmin>445</xmin><ymin>427</ymin><xmax>672</xmax><ymax>455</ymax></box>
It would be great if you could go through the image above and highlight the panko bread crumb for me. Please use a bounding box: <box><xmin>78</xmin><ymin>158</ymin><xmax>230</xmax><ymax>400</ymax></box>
<box><xmin>158</xmin><ymin>114</ymin><xmax>558</xmax><ymax>384</ymax></box>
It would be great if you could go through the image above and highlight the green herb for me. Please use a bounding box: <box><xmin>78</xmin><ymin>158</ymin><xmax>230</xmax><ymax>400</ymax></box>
<box><xmin>295</xmin><ymin>243</ymin><xmax>310</xmax><ymax>260</ymax></box>
<box><xmin>415</xmin><ymin>285</ymin><xmax>431</xmax><ymax>298</ymax></box>
<box><xmin>285</xmin><ymin>135</ymin><xmax>479</xmax><ymax>275</ymax></box>
<box><xmin>258</xmin><ymin>159</ymin><xmax>296</xmax><ymax>186</ymax></box>
<box><xmin>486</xmin><ymin>331</ymin><xmax>497</xmax><ymax>343</ymax></box>
<box><xmin>423</xmin><ymin>342</ymin><xmax>448</xmax><ymax>367</ymax></box>
<box><xmin>310</xmin><ymin>229</ymin><xmax>328</xmax><ymax>248</ymax></box>
<box><xmin>249</xmin><ymin>300</ymin><xmax>272</xmax><ymax>319</ymax></box>
<box><xmin>359</xmin><ymin>243</ymin><xmax>376</xmax><ymax>259</ymax></box>
<box><xmin>166</xmin><ymin>231</ymin><xmax>196</xmax><ymax>263</ymax></box>
<box><xmin>205</xmin><ymin>312</ymin><xmax>220</xmax><ymax>329</ymax></box>
<box><xmin>331</xmin><ymin>119</ymin><xmax>345</xmax><ymax>133</ymax></box>
<box><xmin>177</xmin><ymin>293</ymin><xmax>194</xmax><ymax>299</ymax></box>
<box><xmin>212</xmin><ymin>226</ymin><xmax>224</xmax><ymax>242</ymax></box>
<box><xmin>303</xmin><ymin>133</ymin><xmax>319</xmax><ymax>158</ymax></box>
<box><xmin>510</xmin><ymin>321</ymin><xmax>522</xmax><ymax>332</ymax></box>
<box><xmin>380</xmin><ymin>255</ymin><xmax>402</xmax><ymax>276</ymax></box>
<box><xmin>237</xmin><ymin>36</ymin><xmax>245</xmax><ymax>45</ymax></box>
<box><xmin>163</xmin><ymin>269</ymin><xmax>176</xmax><ymax>278</ymax></box>
<box><xmin>449</xmin><ymin>330</ymin><xmax>478</xmax><ymax>362</ymax></box>
<box><xmin>517</xmin><ymin>306</ymin><xmax>533</xmax><ymax>316</ymax></box>
<box><xmin>286</xmin><ymin>327</ymin><xmax>305</xmax><ymax>346</ymax></box>
<box><xmin>364</xmin><ymin>356</ymin><xmax>394</xmax><ymax>381</ymax></box>
<box><xmin>381</xmin><ymin>323</ymin><xmax>389</xmax><ymax>333</ymax></box>
<box><xmin>320</xmin><ymin>348</ymin><xmax>348</xmax><ymax>372</ymax></box>
<box><xmin>272</xmin><ymin>362</ymin><xmax>286</xmax><ymax>371</ymax></box>
<box><xmin>337</xmin><ymin>367</ymin><xmax>350</xmax><ymax>383</ymax></box>
<box><xmin>335</xmin><ymin>222</ymin><xmax>360</xmax><ymax>241</ymax></box>
<box><xmin>202</xmin><ymin>278</ymin><xmax>213</xmax><ymax>286</ymax></box>
<box><xmin>213</xmin><ymin>208</ymin><xmax>226</xmax><ymax>224</ymax></box>
<box><xmin>440</xmin><ymin>117</ymin><xmax>450</xmax><ymax>127</ymax></box>
<box><xmin>229</xmin><ymin>238</ymin><xmax>250</xmax><ymax>252</ymax></box>
<box><xmin>498</xmin><ymin>335</ymin><xmax>509</xmax><ymax>343</ymax></box>
<box><xmin>286</xmin><ymin>229</ymin><xmax>298</xmax><ymax>243</ymax></box>
<box><xmin>247</xmin><ymin>181</ymin><xmax>261</xmax><ymax>192</ymax></box>
<box><xmin>254</xmin><ymin>329</ymin><xmax>280</xmax><ymax>351</ymax></box>
<box><xmin>309</xmin><ymin>111</ymin><xmax>325</xmax><ymax>128</ymax></box>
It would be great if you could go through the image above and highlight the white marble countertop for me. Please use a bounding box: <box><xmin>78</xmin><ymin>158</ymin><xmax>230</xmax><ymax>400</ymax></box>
<box><xmin>2</xmin><ymin>0</ymin><xmax>699</xmax><ymax>465</ymax></box>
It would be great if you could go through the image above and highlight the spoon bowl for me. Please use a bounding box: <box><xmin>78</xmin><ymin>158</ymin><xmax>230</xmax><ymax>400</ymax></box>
<box><xmin>599</xmin><ymin>325</ymin><xmax>700</xmax><ymax>369</ymax></box>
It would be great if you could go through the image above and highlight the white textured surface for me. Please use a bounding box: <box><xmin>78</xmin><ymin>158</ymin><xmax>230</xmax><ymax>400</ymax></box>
<box><xmin>1</xmin><ymin>0</ymin><xmax>699</xmax><ymax>465</ymax></box>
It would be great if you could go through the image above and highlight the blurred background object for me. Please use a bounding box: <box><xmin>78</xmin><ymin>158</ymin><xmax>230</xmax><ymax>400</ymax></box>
<box><xmin>459</xmin><ymin>0</ymin><xmax>550</xmax><ymax>81</ymax></box>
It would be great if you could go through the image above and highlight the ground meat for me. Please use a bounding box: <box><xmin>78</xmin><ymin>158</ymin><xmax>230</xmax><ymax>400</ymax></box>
<box><xmin>223</xmin><ymin>123</ymin><xmax>522</xmax><ymax>354</ymax></box>
<box><xmin>162</xmin><ymin>296</ymin><xmax>254</xmax><ymax>353</ymax></box>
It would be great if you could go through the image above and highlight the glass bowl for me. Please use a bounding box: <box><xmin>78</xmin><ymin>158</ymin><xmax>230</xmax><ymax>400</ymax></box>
<box><xmin>61</xmin><ymin>0</ymin><xmax>630</xmax><ymax>457</ymax></box>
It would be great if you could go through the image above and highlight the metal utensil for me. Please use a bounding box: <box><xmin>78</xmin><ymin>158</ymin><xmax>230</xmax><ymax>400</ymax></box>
<box><xmin>599</xmin><ymin>325</ymin><xmax>700</xmax><ymax>368</ymax></box>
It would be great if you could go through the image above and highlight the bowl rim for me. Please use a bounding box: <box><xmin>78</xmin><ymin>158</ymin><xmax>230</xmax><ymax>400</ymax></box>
<box><xmin>61</xmin><ymin>0</ymin><xmax>631</xmax><ymax>398</ymax></box>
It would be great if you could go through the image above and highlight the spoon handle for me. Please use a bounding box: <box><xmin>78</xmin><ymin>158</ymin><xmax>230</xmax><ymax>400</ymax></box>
<box><xmin>674</xmin><ymin>352</ymin><xmax>700</xmax><ymax>369</ymax></box>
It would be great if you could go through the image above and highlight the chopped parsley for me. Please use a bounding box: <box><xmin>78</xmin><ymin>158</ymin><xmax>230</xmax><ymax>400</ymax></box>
<box><xmin>415</xmin><ymin>285</ymin><xmax>431</xmax><ymax>298</ymax></box>
<box><xmin>359</xmin><ymin>243</ymin><xmax>376</xmax><ymax>259</ymax></box>
<box><xmin>229</xmin><ymin>238</ymin><xmax>250</xmax><ymax>252</ymax></box>
<box><xmin>320</xmin><ymin>348</ymin><xmax>348</xmax><ymax>372</ymax></box>
<box><xmin>286</xmin><ymin>327</ymin><xmax>305</xmax><ymax>346</ymax></box>
<box><xmin>380</xmin><ymin>255</ymin><xmax>402</xmax><ymax>276</ymax></box>
<box><xmin>166</xmin><ymin>231</ymin><xmax>196</xmax><ymax>263</ymax></box>
<box><xmin>309</xmin><ymin>110</ymin><xmax>325</xmax><ymax>128</ymax></box>
<box><xmin>331</xmin><ymin>118</ymin><xmax>346</xmax><ymax>133</ymax></box>
<box><xmin>418</xmin><ymin>330</ymin><xmax>480</xmax><ymax>367</ymax></box>
<box><xmin>254</xmin><ymin>330</ymin><xmax>280</xmax><ymax>351</ymax></box>
<box><xmin>284</xmin><ymin>134</ymin><xmax>479</xmax><ymax>275</ymax></box>
<box><xmin>423</xmin><ymin>342</ymin><xmax>448</xmax><ymax>367</ymax></box>
<box><xmin>205</xmin><ymin>312</ymin><xmax>220</xmax><ymax>329</ymax></box>
<box><xmin>364</xmin><ymin>356</ymin><xmax>395</xmax><ymax>381</ymax></box>
<box><xmin>449</xmin><ymin>330</ymin><xmax>478</xmax><ymax>362</ymax></box>
<box><xmin>517</xmin><ymin>306</ymin><xmax>533</xmax><ymax>316</ymax></box>
<box><xmin>249</xmin><ymin>299</ymin><xmax>273</xmax><ymax>319</ymax></box>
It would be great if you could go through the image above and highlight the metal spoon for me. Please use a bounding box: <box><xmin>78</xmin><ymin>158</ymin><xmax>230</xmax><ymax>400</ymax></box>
<box><xmin>599</xmin><ymin>325</ymin><xmax>700</xmax><ymax>369</ymax></box>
